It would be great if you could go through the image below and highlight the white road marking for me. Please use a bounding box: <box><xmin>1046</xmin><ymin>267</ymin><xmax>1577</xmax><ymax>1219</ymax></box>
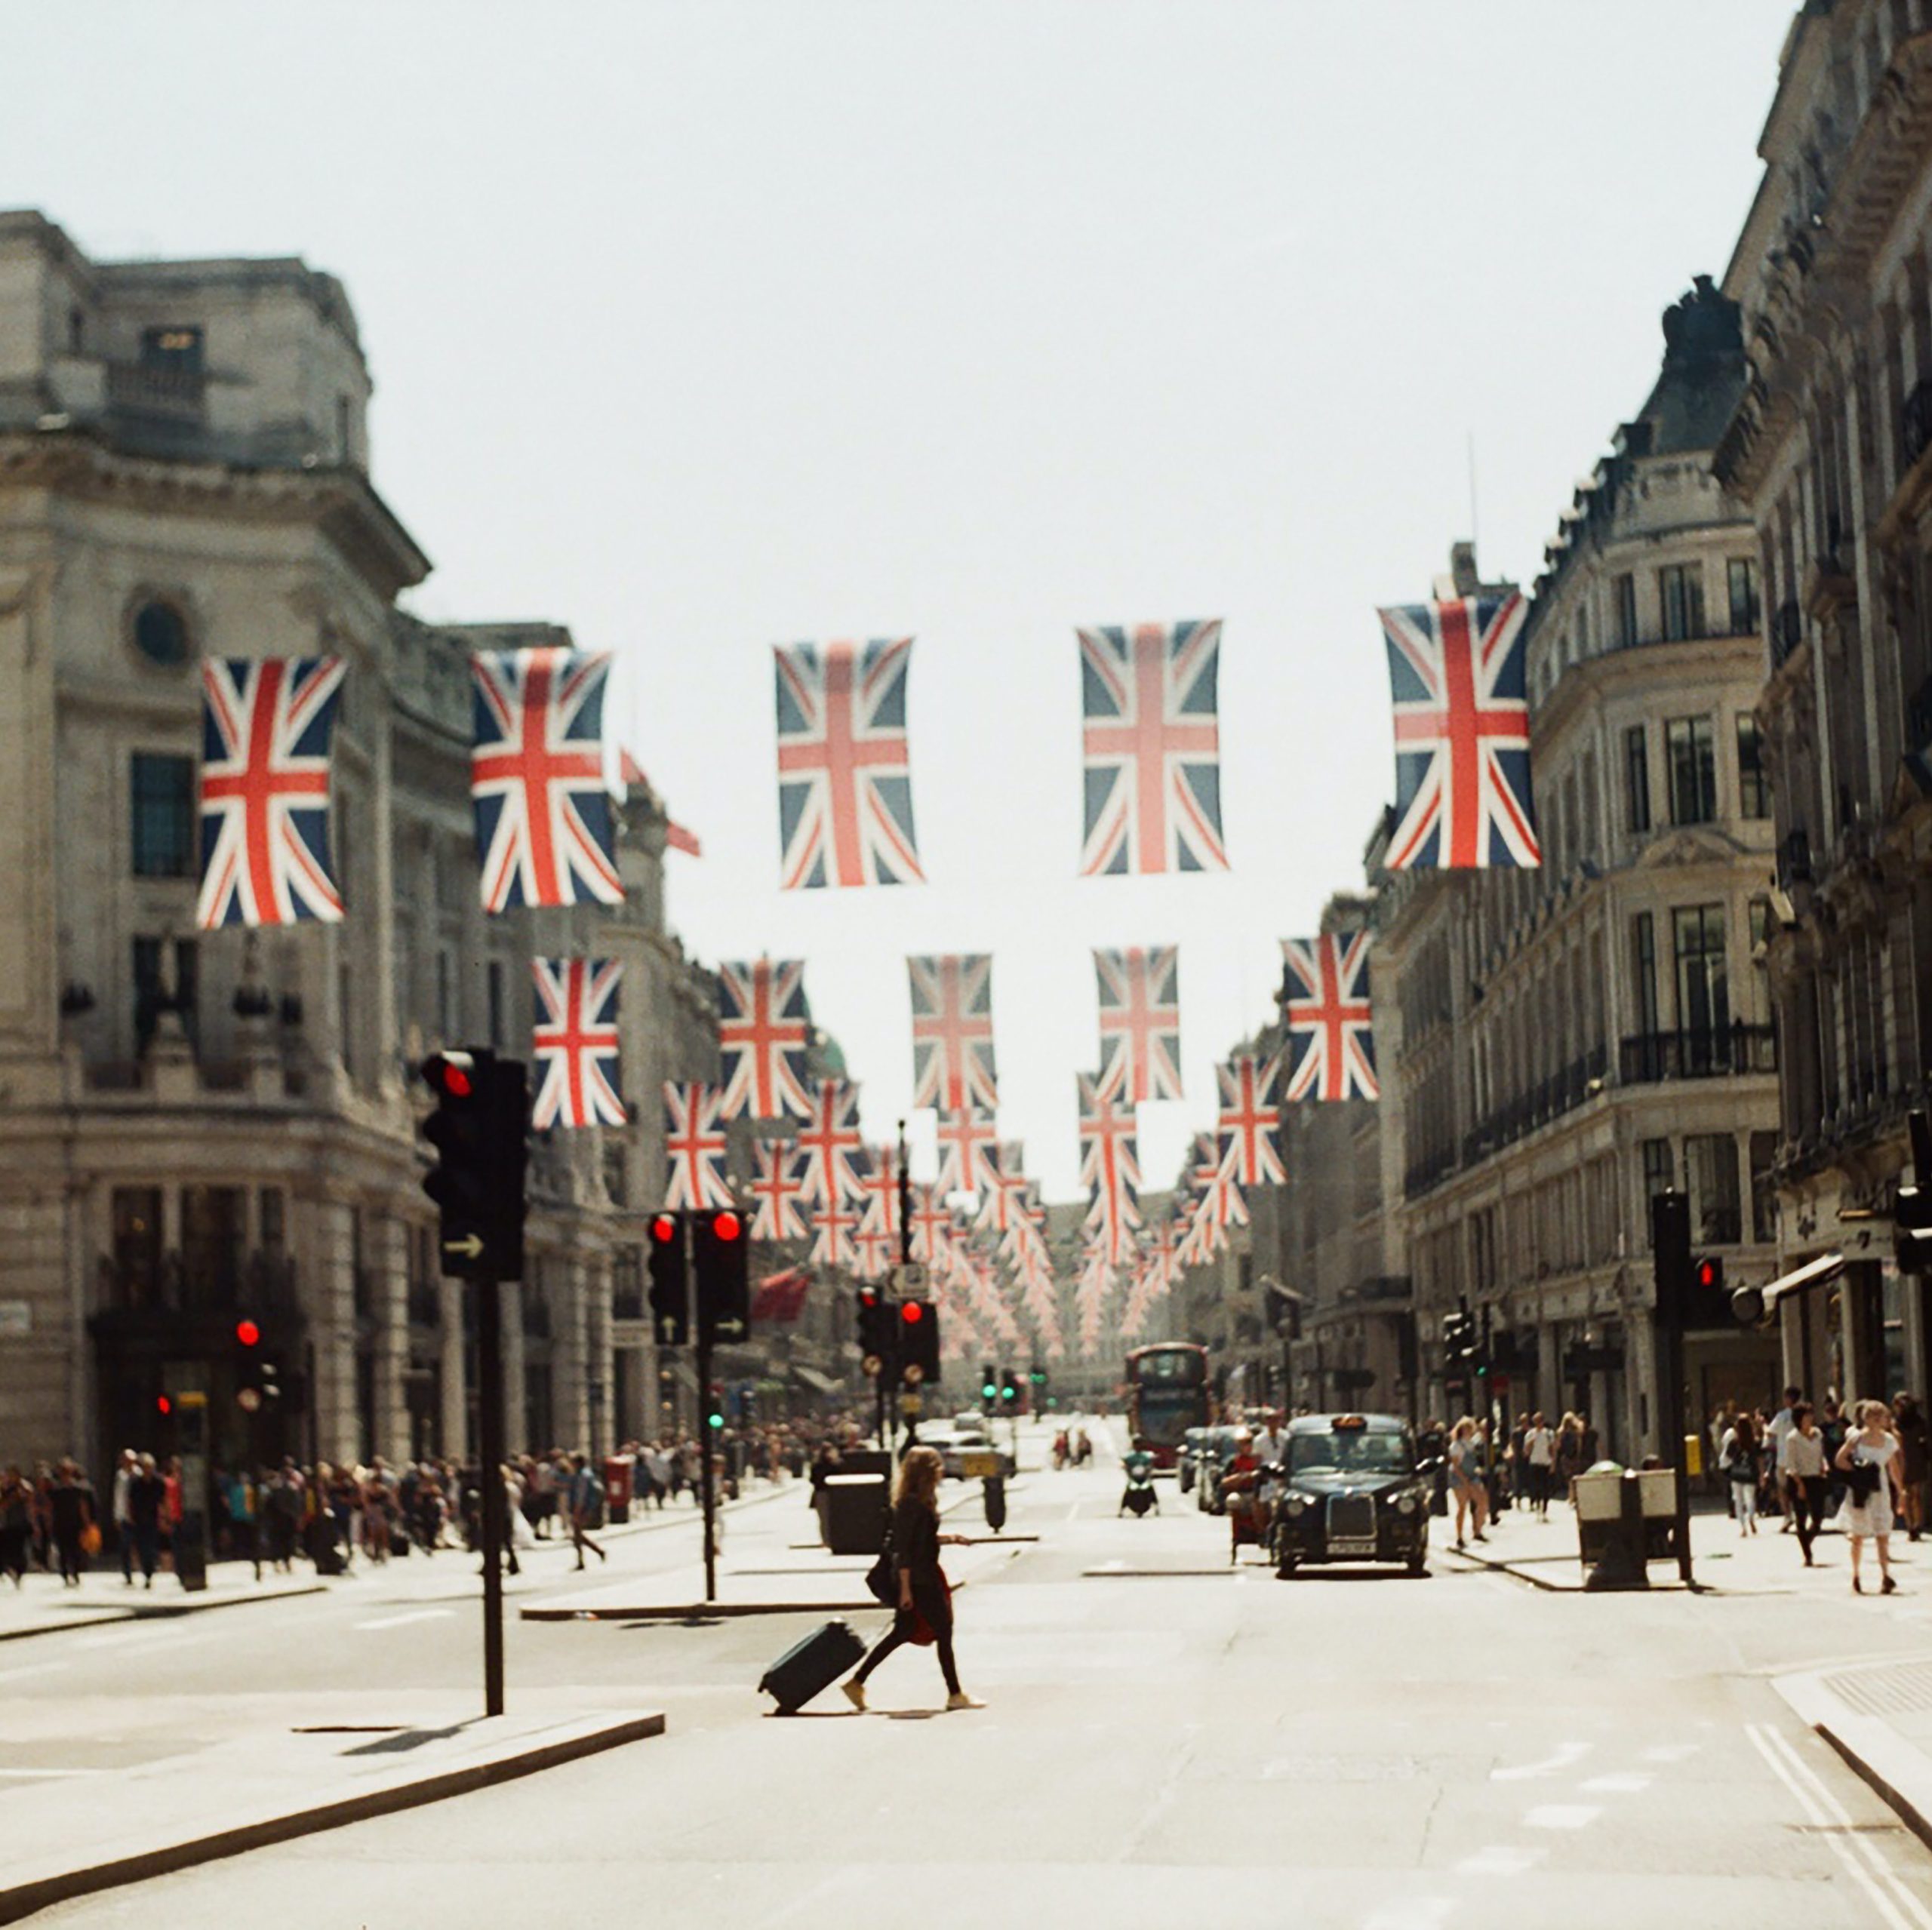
<box><xmin>0</xmin><ymin>1660</ymin><xmax>70</xmax><ymax>1684</ymax></box>
<box><xmin>1641</xmin><ymin>1742</ymin><xmax>1700</xmax><ymax>1763</ymax></box>
<box><xmin>1748</xmin><ymin>1723</ymin><xmax>1932</xmax><ymax>1930</ymax></box>
<box><xmin>1456</xmin><ymin>1845</ymin><xmax>1549</xmax><ymax>1876</ymax></box>
<box><xmin>354</xmin><ymin>1608</ymin><xmax>455</xmax><ymax>1632</ymax></box>
<box><xmin>1492</xmin><ymin>1741</ymin><xmax>1590</xmax><ymax>1781</ymax></box>
<box><xmin>1580</xmin><ymin>1772</ymin><xmax>1652</xmax><ymax>1794</ymax></box>
<box><xmin>1522</xmin><ymin>1804</ymin><xmax>1601</xmax><ymax>1830</ymax></box>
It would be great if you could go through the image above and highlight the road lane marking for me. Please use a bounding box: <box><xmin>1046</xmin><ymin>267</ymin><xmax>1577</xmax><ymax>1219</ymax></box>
<box><xmin>1641</xmin><ymin>1742</ymin><xmax>1700</xmax><ymax>1763</ymax></box>
<box><xmin>1748</xmin><ymin>1723</ymin><xmax>1932</xmax><ymax>1930</ymax></box>
<box><xmin>1522</xmin><ymin>1804</ymin><xmax>1601</xmax><ymax>1830</ymax></box>
<box><xmin>355</xmin><ymin>1609</ymin><xmax>456</xmax><ymax>1631</ymax></box>
<box><xmin>1456</xmin><ymin>1845</ymin><xmax>1548</xmax><ymax>1876</ymax></box>
<box><xmin>1580</xmin><ymin>1772</ymin><xmax>1652</xmax><ymax>1794</ymax></box>
<box><xmin>1492</xmin><ymin>1741</ymin><xmax>1589</xmax><ymax>1781</ymax></box>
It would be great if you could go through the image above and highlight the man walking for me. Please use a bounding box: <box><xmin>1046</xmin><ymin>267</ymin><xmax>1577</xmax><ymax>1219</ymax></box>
<box><xmin>1768</xmin><ymin>1387</ymin><xmax>1802</xmax><ymax>1531</ymax></box>
<box><xmin>1521</xmin><ymin>1412</ymin><xmax>1556</xmax><ymax>1518</ymax></box>
<box><xmin>125</xmin><ymin>1453</ymin><xmax>167</xmax><ymax>1587</ymax></box>
<box><xmin>112</xmin><ymin>1448</ymin><xmax>138</xmax><ymax>1584</ymax></box>
<box><xmin>567</xmin><ymin>1455</ymin><xmax>608</xmax><ymax>1570</ymax></box>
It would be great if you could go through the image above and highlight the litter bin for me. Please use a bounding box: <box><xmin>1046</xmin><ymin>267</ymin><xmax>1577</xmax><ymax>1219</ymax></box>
<box><xmin>817</xmin><ymin>1471</ymin><xmax>890</xmax><ymax>1554</ymax></box>
<box><xmin>603</xmin><ymin>1455</ymin><xmax>633</xmax><ymax>1526</ymax></box>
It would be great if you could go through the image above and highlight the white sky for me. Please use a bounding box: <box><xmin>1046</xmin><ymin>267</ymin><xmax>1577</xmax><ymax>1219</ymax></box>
<box><xmin>5</xmin><ymin>2</ymin><xmax>1792</xmax><ymax>1200</ymax></box>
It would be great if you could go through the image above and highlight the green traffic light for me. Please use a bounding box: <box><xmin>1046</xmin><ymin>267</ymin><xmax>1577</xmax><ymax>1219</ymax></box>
<box><xmin>981</xmin><ymin>1383</ymin><xmax>996</xmax><ymax>1400</ymax></box>
<box><xmin>706</xmin><ymin>1411</ymin><xmax>724</xmax><ymax>1430</ymax></box>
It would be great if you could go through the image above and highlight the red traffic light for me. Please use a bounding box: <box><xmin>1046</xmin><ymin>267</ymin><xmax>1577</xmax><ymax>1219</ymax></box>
<box><xmin>155</xmin><ymin>1394</ymin><xmax>172</xmax><ymax>1416</ymax></box>
<box><xmin>900</xmin><ymin>1301</ymin><xmax>924</xmax><ymax>1323</ymax></box>
<box><xmin>1696</xmin><ymin>1261</ymin><xmax>1716</xmax><ymax>1288</ymax></box>
<box><xmin>234</xmin><ymin>1319</ymin><xmax>261</xmax><ymax>1348</ymax></box>
<box><xmin>651</xmin><ymin>1213</ymin><xmax>678</xmax><ymax>1245</ymax></box>
<box><xmin>712</xmin><ymin>1210</ymin><xmax>742</xmax><ymax>1243</ymax></box>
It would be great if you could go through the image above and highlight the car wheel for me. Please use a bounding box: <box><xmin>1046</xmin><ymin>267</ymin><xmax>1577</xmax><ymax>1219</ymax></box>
<box><xmin>1406</xmin><ymin>1550</ymin><xmax>1427</xmax><ymax>1576</ymax></box>
<box><xmin>1275</xmin><ymin>1552</ymin><xmax>1298</xmax><ymax>1578</ymax></box>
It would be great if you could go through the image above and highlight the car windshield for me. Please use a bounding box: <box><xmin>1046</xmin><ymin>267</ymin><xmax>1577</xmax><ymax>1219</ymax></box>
<box><xmin>1287</xmin><ymin>1431</ymin><xmax>1412</xmax><ymax>1477</ymax></box>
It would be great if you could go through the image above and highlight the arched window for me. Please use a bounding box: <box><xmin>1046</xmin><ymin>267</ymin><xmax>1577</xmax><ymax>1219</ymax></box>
<box><xmin>131</xmin><ymin>599</ymin><xmax>190</xmax><ymax>668</ymax></box>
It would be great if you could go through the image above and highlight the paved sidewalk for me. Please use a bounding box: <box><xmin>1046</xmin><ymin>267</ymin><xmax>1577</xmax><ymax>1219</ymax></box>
<box><xmin>0</xmin><ymin>1689</ymin><xmax>663</xmax><ymax>1925</ymax></box>
<box><xmin>0</xmin><ymin>1566</ymin><xmax>325</xmax><ymax>1642</ymax></box>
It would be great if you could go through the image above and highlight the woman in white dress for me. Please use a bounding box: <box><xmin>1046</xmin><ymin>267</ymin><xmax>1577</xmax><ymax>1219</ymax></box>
<box><xmin>1835</xmin><ymin>1399</ymin><xmax>1903</xmax><ymax>1595</ymax></box>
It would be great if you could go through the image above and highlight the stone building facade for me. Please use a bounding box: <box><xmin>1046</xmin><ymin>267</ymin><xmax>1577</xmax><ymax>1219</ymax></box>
<box><xmin>1715</xmin><ymin>0</ymin><xmax>1932</xmax><ymax>1409</ymax></box>
<box><xmin>1375</xmin><ymin>287</ymin><xmax>1783</xmax><ymax>1455</ymax></box>
<box><xmin>0</xmin><ymin>211</ymin><xmax>718</xmax><ymax>1474</ymax></box>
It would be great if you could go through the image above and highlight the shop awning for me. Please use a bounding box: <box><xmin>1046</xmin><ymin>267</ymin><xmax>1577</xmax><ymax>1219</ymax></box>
<box><xmin>790</xmin><ymin>1364</ymin><xmax>843</xmax><ymax>1397</ymax></box>
<box><xmin>1759</xmin><ymin>1250</ymin><xmax>1845</xmax><ymax>1318</ymax></box>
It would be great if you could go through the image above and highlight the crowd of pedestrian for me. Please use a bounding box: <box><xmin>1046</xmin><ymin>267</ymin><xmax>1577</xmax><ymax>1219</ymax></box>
<box><xmin>0</xmin><ymin>1410</ymin><xmax>869</xmax><ymax>1592</ymax></box>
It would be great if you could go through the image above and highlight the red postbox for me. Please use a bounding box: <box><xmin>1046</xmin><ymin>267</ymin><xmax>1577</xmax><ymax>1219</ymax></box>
<box><xmin>603</xmin><ymin>1455</ymin><xmax>633</xmax><ymax>1526</ymax></box>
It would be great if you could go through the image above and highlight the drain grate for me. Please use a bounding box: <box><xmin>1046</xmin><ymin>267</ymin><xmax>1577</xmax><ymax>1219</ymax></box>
<box><xmin>1820</xmin><ymin>1659</ymin><xmax>1932</xmax><ymax>1719</ymax></box>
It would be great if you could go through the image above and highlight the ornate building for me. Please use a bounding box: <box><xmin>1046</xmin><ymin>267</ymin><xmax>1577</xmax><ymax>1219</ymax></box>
<box><xmin>1715</xmin><ymin>0</ymin><xmax>1932</xmax><ymax>1408</ymax></box>
<box><xmin>0</xmin><ymin>211</ymin><xmax>717</xmax><ymax>1472</ymax></box>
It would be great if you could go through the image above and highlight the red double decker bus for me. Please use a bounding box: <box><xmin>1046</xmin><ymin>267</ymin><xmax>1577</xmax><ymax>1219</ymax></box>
<box><xmin>1124</xmin><ymin>1342</ymin><xmax>1211</xmax><ymax>1467</ymax></box>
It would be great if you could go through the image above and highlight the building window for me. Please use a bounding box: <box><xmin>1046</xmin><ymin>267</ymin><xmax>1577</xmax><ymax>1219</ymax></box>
<box><xmin>140</xmin><ymin>325</ymin><xmax>204</xmax><ymax>373</ymax></box>
<box><xmin>338</xmin><ymin>963</ymin><xmax>354</xmax><ymax>1077</ymax></box>
<box><xmin>131</xmin><ymin>752</ymin><xmax>195</xmax><ymax>877</ymax></box>
<box><xmin>131</xmin><ymin>600</ymin><xmax>190</xmax><ymax>668</ymax></box>
<box><xmin>1658</xmin><ymin>563</ymin><xmax>1706</xmax><ymax>642</ymax></box>
<box><xmin>260</xmin><ymin>1188</ymin><xmax>286</xmax><ymax>1255</ymax></box>
<box><xmin>1624</xmin><ymin>725</ymin><xmax>1651</xmax><ymax>834</ymax></box>
<box><xmin>1737</xmin><ymin>714</ymin><xmax>1770</xmax><ymax>819</ymax></box>
<box><xmin>1614</xmin><ymin>573</ymin><xmax>1638</xmax><ymax>650</ymax></box>
<box><xmin>1727</xmin><ymin>557</ymin><xmax>1761</xmax><ymax>635</ymax></box>
<box><xmin>487</xmin><ymin>960</ymin><xmax>505</xmax><ymax>1050</ymax></box>
<box><xmin>1685</xmin><ymin>1132</ymin><xmax>1742</xmax><ymax>1245</ymax></box>
<box><xmin>111</xmin><ymin>1186</ymin><xmax>164</xmax><ymax>1306</ymax></box>
<box><xmin>1641</xmin><ymin>1138</ymin><xmax>1673</xmax><ymax>1245</ymax></box>
<box><xmin>1632</xmin><ymin>911</ymin><xmax>1659</xmax><ymax>1034</ymax></box>
<box><xmin>1666</xmin><ymin>715</ymin><xmax>1718</xmax><ymax>825</ymax></box>
<box><xmin>180</xmin><ymin>1183</ymin><xmax>245</xmax><ymax>1305</ymax></box>
<box><xmin>133</xmin><ymin>935</ymin><xmax>198</xmax><ymax>1053</ymax></box>
<box><xmin>1749</xmin><ymin>1130</ymin><xmax>1778</xmax><ymax>1243</ymax></box>
<box><xmin>1672</xmin><ymin>903</ymin><xmax>1730</xmax><ymax>1043</ymax></box>
<box><xmin>435</xmin><ymin>951</ymin><xmax>453</xmax><ymax>1041</ymax></box>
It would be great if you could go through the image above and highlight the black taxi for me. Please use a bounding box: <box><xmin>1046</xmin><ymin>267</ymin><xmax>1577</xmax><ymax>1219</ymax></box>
<box><xmin>1267</xmin><ymin>1413</ymin><xmax>1432</xmax><ymax>1577</ymax></box>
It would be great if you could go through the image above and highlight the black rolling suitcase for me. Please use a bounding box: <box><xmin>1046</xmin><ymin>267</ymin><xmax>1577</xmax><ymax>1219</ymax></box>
<box><xmin>758</xmin><ymin>1619</ymin><xmax>866</xmax><ymax>1714</ymax></box>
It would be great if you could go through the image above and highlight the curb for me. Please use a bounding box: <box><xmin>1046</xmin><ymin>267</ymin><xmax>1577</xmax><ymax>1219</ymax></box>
<box><xmin>525</xmin><ymin>1600</ymin><xmax>878</xmax><ymax>1621</ymax></box>
<box><xmin>0</xmin><ymin>1709</ymin><xmax>666</xmax><ymax>1926</ymax></box>
<box><xmin>1775</xmin><ymin>1667</ymin><xmax>1932</xmax><ymax>1855</ymax></box>
<box><xmin>0</xmin><ymin>1582</ymin><xmax>328</xmax><ymax>1644</ymax></box>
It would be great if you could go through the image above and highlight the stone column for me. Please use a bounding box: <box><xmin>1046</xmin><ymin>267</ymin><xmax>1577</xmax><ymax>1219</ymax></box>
<box><xmin>500</xmin><ymin>1286</ymin><xmax>527</xmax><ymax>1458</ymax></box>
<box><xmin>372</xmin><ymin>1216</ymin><xmax>411</xmax><ymax>1462</ymax></box>
<box><xmin>584</xmin><ymin>1255</ymin><xmax>613</xmax><ymax>1459</ymax></box>
<box><xmin>555</xmin><ymin>1255</ymin><xmax>591</xmax><ymax>1453</ymax></box>
<box><xmin>438</xmin><ymin>1277</ymin><xmax>466</xmax><ymax>1459</ymax></box>
<box><xmin>307</xmin><ymin>1197</ymin><xmax>359</xmax><ymax>1466</ymax></box>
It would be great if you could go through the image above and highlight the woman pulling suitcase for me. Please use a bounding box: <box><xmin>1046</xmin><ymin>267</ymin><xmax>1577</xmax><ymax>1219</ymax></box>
<box><xmin>844</xmin><ymin>1446</ymin><xmax>984</xmax><ymax>1712</ymax></box>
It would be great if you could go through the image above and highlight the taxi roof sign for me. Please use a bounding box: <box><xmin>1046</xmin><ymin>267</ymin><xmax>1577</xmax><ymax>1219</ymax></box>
<box><xmin>1332</xmin><ymin>1414</ymin><xmax>1367</xmax><ymax>1431</ymax></box>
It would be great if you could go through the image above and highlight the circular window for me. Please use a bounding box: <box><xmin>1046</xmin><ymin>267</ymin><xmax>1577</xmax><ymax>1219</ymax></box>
<box><xmin>131</xmin><ymin>600</ymin><xmax>189</xmax><ymax>668</ymax></box>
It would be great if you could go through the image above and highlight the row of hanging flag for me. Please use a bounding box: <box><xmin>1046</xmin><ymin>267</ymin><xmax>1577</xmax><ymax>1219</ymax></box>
<box><xmin>189</xmin><ymin>589</ymin><xmax>1534</xmax><ymax>933</ymax></box>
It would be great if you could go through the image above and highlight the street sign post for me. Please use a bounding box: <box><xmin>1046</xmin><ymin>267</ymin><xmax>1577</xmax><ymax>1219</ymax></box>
<box><xmin>1650</xmin><ymin>1188</ymin><xmax>1695</xmax><ymax>1587</ymax></box>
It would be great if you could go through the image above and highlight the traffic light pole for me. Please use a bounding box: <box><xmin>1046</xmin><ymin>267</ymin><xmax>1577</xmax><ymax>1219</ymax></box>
<box><xmin>475</xmin><ymin>1274</ymin><xmax>507</xmax><ymax>1718</ymax></box>
<box><xmin>688</xmin><ymin>1215</ymin><xmax>718</xmax><ymax>1605</ymax></box>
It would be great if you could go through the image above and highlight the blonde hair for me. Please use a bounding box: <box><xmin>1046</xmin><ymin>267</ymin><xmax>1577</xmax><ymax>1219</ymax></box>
<box><xmin>893</xmin><ymin>1446</ymin><xmax>943</xmax><ymax>1510</ymax></box>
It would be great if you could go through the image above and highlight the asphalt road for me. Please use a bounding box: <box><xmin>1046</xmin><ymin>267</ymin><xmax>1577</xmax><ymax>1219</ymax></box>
<box><xmin>16</xmin><ymin>1421</ymin><xmax>1932</xmax><ymax>1929</ymax></box>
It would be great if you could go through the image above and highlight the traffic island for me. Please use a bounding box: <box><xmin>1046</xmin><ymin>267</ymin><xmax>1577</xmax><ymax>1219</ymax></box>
<box><xmin>0</xmin><ymin>1693</ymin><xmax>666</xmax><ymax>1925</ymax></box>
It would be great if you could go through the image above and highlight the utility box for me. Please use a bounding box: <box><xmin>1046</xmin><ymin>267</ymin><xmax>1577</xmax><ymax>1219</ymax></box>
<box><xmin>1577</xmin><ymin>1464</ymin><xmax>1678</xmax><ymax>1568</ymax></box>
<box><xmin>817</xmin><ymin>1472</ymin><xmax>889</xmax><ymax>1555</ymax></box>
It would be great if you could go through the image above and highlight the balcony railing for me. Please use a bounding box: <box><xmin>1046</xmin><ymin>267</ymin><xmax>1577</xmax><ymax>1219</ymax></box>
<box><xmin>106</xmin><ymin>358</ymin><xmax>207</xmax><ymax>419</ymax></box>
<box><xmin>1770</xmin><ymin>600</ymin><xmax>1805</xmax><ymax>668</ymax></box>
<box><xmin>1460</xmin><ymin>1046</ymin><xmax>1607</xmax><ymax>1166</ymax></box>
<box><xmin>1402</xmin><ymin>1146</ymin><xmax>1458</xmax><ymax>1202</ymax></box>
<box><xmin>1618</xmin><ymin>1024</ymin><xmax>1778</xmax><ymax>1084</ymax></box>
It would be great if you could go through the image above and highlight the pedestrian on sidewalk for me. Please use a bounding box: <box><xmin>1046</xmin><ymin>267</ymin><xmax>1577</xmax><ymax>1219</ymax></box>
<box><xmin>0</xmin><ymin>1464</ymin><xmax>31</xmax><ymax>1587</ymax></box>
<box><xmin>1720</xmin><ymin>1413</ymin><xmax>1761</xmax><ymax>1534</ymax></box>
<box><xmin>842</xmin><ymin>1445</ymin><xmax>983</xmax><ymax>1713</ymax></box>
<box><xmin>111</xmin><ymin>1448</ymin><xmax>137</xmax><ymax>1583</ymax></box>
<box><xmin>125</xmin><ymin>1453</ymin><xmax>166</xmax><ymax>1586</ymax></box>
<box><xmin>567</xmin><ymin>1455</ymin><xmax>608</xmax><ymax>1570</ymax></box>
<box><xmin>48</xmin><ymin>1459</ymin><xmax>95</xmax><ymax>1586</ymax></box>
<box><xmin>1521</xmin><ymin>1413</ymin><xmax>1555</xmax><ymax>1519</ymax></box>
<box><xmin>1768</xmin><ymin>1388</ymin><xmax>1801</xmax><ymax>1530</ymax></box>
<box><xmin>1892</xmin><ymin>1393</ymin><xmax>1928</xmax><ymax>1541</ymax></box>
<box><xmin>1780</xmin><ymin>1403</ymin><xmax>1829</xmax><ymax>1566</ymax></box>
<box><xmin>1838</xmin><ymin>1399</ymin><xmax>1905</xmax><ymax>1595</ymax></box>
<box><xmin>1449</xmin><ymin>1418</ymin><xmax>1487</xmax><ymax>1549</ymax></box>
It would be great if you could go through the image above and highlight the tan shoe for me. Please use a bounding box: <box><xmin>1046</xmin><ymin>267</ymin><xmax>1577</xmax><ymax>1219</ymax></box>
<box><xmin>841</xmin><ymin>1680</ymin><xmax>866</xmax><ymax>1713</ymax></box>
<box><xmin>946</xmin><ymin>1692</ymin><xmax>985</xmax><ymax>1710</ymax></box>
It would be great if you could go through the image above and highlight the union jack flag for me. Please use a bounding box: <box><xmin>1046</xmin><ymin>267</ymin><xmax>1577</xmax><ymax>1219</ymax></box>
<box><xmin>1078</xmin><ymin>620</ymin><xmax>1228</xmax><ymax>876</ymax></box>
<box><xmin>716</xmin><ymin>958</ymin><xmax>814</xmax><ymax>1120</ymax></box>
<box><xmin>774</xmin><ymin>639</ymin><xmax>923</xmax><ymax>890</ymax></box>
<box><xmin>749</xmin><ymin>1139</ymin><xmax>813</xmax><ymax>1243</ymax></box>
<box><xmin>1094</xmin><ymin>945</ymin><xmax>1183</xmax><ymax>1102</ymax></box>
<box><xmin>934</xmin><ymin>1108</ymin><xmax>1000</xmax><ymax>1201</ymax></box>
<box><xmin>859</xmin><ymin>1145</ymin><xmax>902</xmax><ymax>1241</ymax></box>
<box><xmin>909</xmin><ymin>954</ymin><xmax>998</xmax><ymax>1111</ymax></box>
<box><xmin>663</xmin><ymin>1082</ymin><xmax>734</xmax><ymax>1211</ymax></box>
<box><xmin>470</xmin><ymin>648</ymin><xmax>623</xmax><ymax>911</ymax></box>
<box><xmin>852</xmin><ymin>1219</ymin><xmax>896</xmax><ymax>1282</ymax></box>
<box><xmin>1281</xmin><ymin>933</ymin><xmax>1378</xmax><ymax>1102</ymax></box>
<box><xmin>978</xmin><ymin>1140</ymin><xmax>1029</xmax><ymax>1237</ymax></box>
<box><xmin>530</xmin><ymin>958</ymin><xmax>624</xmax><ymax>1129</ymax></box>
<box><xmin>1078</xmin><ymin>1071</ymin><xmax>1141</xmax><ymax>1264</ymax></box>
<box><xmin>809</xmin><ymin>1188</ymin><xmax>860</xmax><ymax>1271</ymax></box>
<box><xmin>196</xmin><ymin>657</ymin><xmax>346</xmax><ymax>929</ymax></box>
<box><xmin>1380</xmin><ymin>594</ymin><xmax>1540</xmax><ymax>870</ymax></box>
<box><xmin>908</xmin><ymin>1184</ymin><xmax>955</xmax><ymax>1267</ymax></box>
<box><xmin>794</xmin><ymin>1079</ymin><xmax>869</xmax><ymax>1207</ymax></box>
<box><xmin>1216</xmin><ymin>1054</ymin><xmax>1284</xmax><ymax>1188</ymax></box>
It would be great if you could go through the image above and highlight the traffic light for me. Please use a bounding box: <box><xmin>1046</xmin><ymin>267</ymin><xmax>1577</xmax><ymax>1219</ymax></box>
<box><xmin>420</xmin><ymin>1050</ymin><xmax>528</xmax><ymax>1283</ymax></box>
<box><xmin>1899</xmin><ymin>1183</ymin><xmax>1932</xmax><ymax>1274</ymax></box>
<box><xmin>856</xmin><ymin>1286</ymin><xmax>894</xmax><ymax>1364</ymax></box>
<box><xmin>1029</xmin><ymin>1362</ymin><xmax>1047</xmax><ymax>1388</ymax></box>
<box><xmin>980</xmin><ymin>1360</ymin><xmax>998</xmax><ymax>1408</ymax></box>
<box><xmin>898</xmin><ymin>1299</ymin><xmax>941</xmax><ymax>1385</ymax></box>
<box><xmin>648</xmin><ymin>1212</ymin><xmax>688</xmax><ymax>1347</ymax></box>
<box><xmin>1000</xmin><ymin>1370</ymin><xmax>1018</xmax><ymax>1411</ymax></box>
<box><xmin>1441</xmin><ymin>1303</ymin><xmax>1476</xmax><ymax>1366</ymax></box>
<box><xmin>705</xmin><ymin>1383</ymin><xmax>725</xmax><ymax>1433</ymax></box>
<box><xmin>694</xmin><ymin>1208</ymin><xmax>750</xmax><ymax>1344</ymax></box>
